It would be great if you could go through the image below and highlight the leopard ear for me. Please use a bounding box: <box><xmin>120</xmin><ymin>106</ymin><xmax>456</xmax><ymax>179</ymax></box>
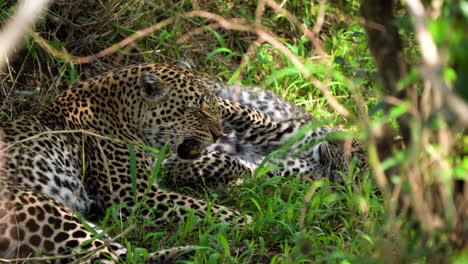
<box><xmin>138</xmin><ymin>73</ymin><xmax>168</xmax><ymax>101</ymax></box>
<box><xmin>171</xmin><ymin>60</ymin><xmax>192</xmax><ymax>71</ymax></box>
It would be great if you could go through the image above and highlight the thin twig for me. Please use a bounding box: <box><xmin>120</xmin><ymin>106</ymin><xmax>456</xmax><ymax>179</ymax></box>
<box><xmin>312</xmin><ymin>0</ymin><xmax>327</xmax><ymax>35</ymax></box>
<box><xmin>176</xmin><ymin>18</ymin><xmax>244</xmax><ymax>44</ymax></box>
<box><xmin>30</xmin><ymin>16</ymin><xmax>177</xmax><ymax>63</ymax></box>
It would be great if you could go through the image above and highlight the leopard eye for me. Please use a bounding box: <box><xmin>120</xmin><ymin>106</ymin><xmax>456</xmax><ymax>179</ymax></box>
<box><xmin>200</xmin><ymin>94</ymin><xmax>217</xmax><ymax>114</ymax></box>
<box><xmin>200</xmin><ymin>98</ymin><xmax>210</xmax><ymax>112</ymax></box>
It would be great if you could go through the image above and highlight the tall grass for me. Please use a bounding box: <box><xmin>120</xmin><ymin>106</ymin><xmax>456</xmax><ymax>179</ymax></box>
<box><xmin>0</xmin><ymin>0</ymin><xmax>466</xmax><ymax>263</ymax></box>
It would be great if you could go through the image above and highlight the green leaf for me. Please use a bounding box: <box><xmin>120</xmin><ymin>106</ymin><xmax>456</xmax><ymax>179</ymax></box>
<box><xmin>218</xmin><ymin>234</ymin><xmax>231</xmax><ymax>257</ymax></box>
<box><xmin>227</xmin><ymin>68</ymin><xmax>242</xmax><ymax>85</ymax></box>
<box><xmin>147</xmin><ymin>143</ymin><xmax>168</xmax><ymax>190</ymax></box>
<box><xmin>46</xmin><ymin>40</ymin><xmax>68</xmax><ymax>49</ymax></box>
<box><xmin>206</xmin><ymin>47</ymin><xmax>233</xmax><ymax>61</ymax></box>
<box><xmin>249</xmin><ymin>197</ymin><xmax>263</xmax><ymax>215</ymax></box>
<box><xmin>208</xmin><ymin>252</ymin><xmax>220</xmax><ymax>264</ymax></box>
<box><xmin>205</xmin><ymin>26</ymin><xmax>226</xmax><ymax>48</ymax></box>
<box><xmin>0</xmin><ymin>109</ymin><xmax>11</xmax><ymax>121</ymax></box>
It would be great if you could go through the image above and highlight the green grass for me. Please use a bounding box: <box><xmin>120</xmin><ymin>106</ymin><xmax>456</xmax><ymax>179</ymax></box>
<box><xmin>95</xmin><ymin>5</ymin><xmax>388</xmax><ymax>261</ymax></box>
<box><xmin>111</xmin><ymin>154</ymin><xmax>383</xmax><ymax>263</ymax></box>
<box><xmin>1</xmin><ymin>0</ymin><xmax>466</xmax><ymax>263</ymax></box>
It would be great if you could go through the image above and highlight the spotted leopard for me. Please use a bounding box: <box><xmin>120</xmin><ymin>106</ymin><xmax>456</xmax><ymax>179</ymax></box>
<box><xmin>0</xmin><ymin>63</ymin><xmax>251</xmax><ymax>263</ymax></box>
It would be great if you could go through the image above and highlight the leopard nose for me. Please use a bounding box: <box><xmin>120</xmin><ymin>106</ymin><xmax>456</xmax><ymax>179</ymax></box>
<box><xmin>208</xmin><ymin>116</ymin><xmax>223</xmax><ymax>143</ymax></box>
<box><xmin>210</xmin><ymin>130</ymin><xmax>220</xmax><ymax>142</ymax></box>
<box><xmin>209</xmin><ymin>126</ymin><xmax>223</xmax><ymax>142</ymax></box>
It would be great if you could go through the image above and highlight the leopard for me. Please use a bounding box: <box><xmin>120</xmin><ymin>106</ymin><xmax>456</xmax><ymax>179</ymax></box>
<box><xmin>0</xmin><ymin>63</ymin><xmax>253</xmax><ymax>263</ymax></box>
<box><xmin>161</xmin><ymin>74</ymin><xmax>368</xmax><ymax>190</ymax></box>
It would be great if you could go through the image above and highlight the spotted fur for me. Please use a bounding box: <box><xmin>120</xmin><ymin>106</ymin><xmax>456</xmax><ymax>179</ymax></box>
<box><xmin>0</xmin><ymin>63</ymin><xmax>250</xmax><ymax>262</ymax></box>
<box><xmin>162</xmin><ymin>81</ymin><xmax>368</xmax><ymax>188</ymax></box>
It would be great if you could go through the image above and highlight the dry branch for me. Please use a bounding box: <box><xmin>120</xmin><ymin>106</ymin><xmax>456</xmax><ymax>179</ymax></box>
<box><xmin>31</xmin><ymin>9</ymin><xmax>349</xmax><ymax>116</ymax></box>
<box><xmin>312</xmin><ymin>0</ymin><xmax>327</xmax><ymax>35</ymax></box>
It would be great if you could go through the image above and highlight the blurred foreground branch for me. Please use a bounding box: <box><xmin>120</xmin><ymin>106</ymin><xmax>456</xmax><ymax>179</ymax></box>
<box><xmin>405</xmin><ymin>0</ymin><xmax>468</xmax><ymax>127</ymax></box>
<box><xmin>0</xmin><ymin>0</ymin><xmax>51</xmax><ymax>70</ymax></box>
<box><xmin>361</xmin><ymin>0</ymin><xmax>467</xmax><ymax>252</ymax></box>
<box><xmin>406</xmin><ymin>0</ymin><xmax>467</xmax><ymax>249</ymax></box>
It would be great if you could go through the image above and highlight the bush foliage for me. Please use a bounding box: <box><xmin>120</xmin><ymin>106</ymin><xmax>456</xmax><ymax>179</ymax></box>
<box><xmin>0</xmin><ymin>0</ymin><xmax>466</xmax><ymax>263</ymax></box>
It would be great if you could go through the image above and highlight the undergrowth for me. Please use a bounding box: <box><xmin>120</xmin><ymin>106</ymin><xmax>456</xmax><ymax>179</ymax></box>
<box><xmin>1</xmin><ymin>0</ymin><xmax>466</xmax><ymax>263</ymax></box>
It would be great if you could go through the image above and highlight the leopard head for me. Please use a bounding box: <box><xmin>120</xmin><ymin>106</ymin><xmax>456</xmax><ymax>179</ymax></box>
<box><xmin>137</xmin><ymin>64</ymin><xmax>222</xmax><ymax>159</ymax></box>
<box><xmin>318</xmin><ymin>137</ymin><xmax>368</xmax><ymax>180</ymax></box>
